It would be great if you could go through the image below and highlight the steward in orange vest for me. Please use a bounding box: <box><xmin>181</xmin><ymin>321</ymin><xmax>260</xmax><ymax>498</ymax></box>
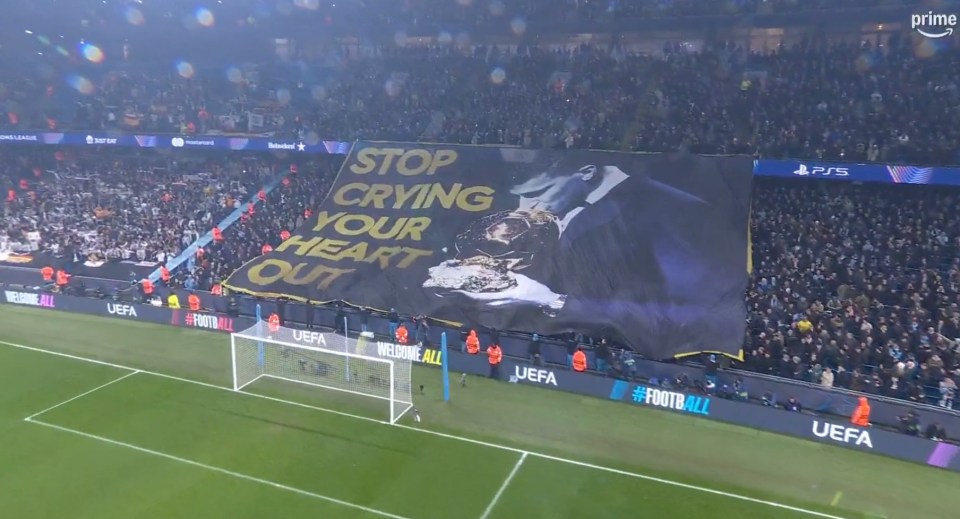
<box><xmin>395</xmin><ymin>324</ymin><xmax>409</xmax><ymax>345</ymax></box>
<box><xmin>160</xmin><ymin>266</ymin><xmax>171</xmax><ymax>284</ymax></box>
<box><xmin>465</xmin><ymin>330</ymin><xmax>480</xmax><ymax>354</ymax></box>
<box><xmin>261</xmin><ymin>243</ymin><xmax>273</xmax><ymax>255</ymax></box>
<box><xmin>268</xmin><ymin>313</ymin><xmax>281</xmax><ymax>333</ymax></box>
<box><xmin>55</xmin><ymin>269</ymin><xmax>70</xmax><ymax>288</ymax></box>
<box><xmin>41</xmin><ymin>265</ymin><xmax>54</xmax><ymax>282</ymax></box>
<box><xmin>572</xmin><ymin>348</ymin><xmax>587</xmax><ymax>372</ymax></box>
<box><xmin>851</xmin><ymin>396</ymin><xmax>871</xmax><ymax>427</ymax></box>
<box><xmin>187</xmin><ymin>292</ymin><xmax>201</xmax><ymax>311</ymax></box>
<box><xmin>212</xmin><ymin>226</ymin><xmax>223</xmax><ymax>241</ymax></box>
<box><xmin>486</xmin><ymin>344</ymin><xmax>503</xmax><ymax>379</ymax></box>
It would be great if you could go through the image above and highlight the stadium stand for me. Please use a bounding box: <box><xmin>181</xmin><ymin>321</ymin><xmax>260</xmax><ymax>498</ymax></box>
<box><xmin>0</xmin><ymin>0</ymin><xmax>958</xmax><ymax>411</ymax></box>
<box><xmin>3</xmin><ymin>35</ymin><xmax>959</xmax><ymax>165</ymax></box>
<box><xmin>195</xmin><ymin>156</ymin><xmax>341</xmax><ymax>290</ymax></box>
<box><xmin>0</xmin><ymin>148</ymin><xmax>281</xmax><ymax>272</ymax></box>
<box><xmin>746</xmin><ymin>178</ymin><xmax>960</xmax><ymax>409</ymax></box>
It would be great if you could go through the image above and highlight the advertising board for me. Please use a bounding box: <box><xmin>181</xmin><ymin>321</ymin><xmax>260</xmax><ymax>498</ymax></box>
<box><xmin>1</xmin><ymin>287</ymin><xmax>957</xmax><ymax>472</ymax></box>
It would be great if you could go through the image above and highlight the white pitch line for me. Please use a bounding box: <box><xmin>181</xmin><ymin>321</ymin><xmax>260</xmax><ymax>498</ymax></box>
<box><xmin>24</xmin><ymin>418</ymin><xmax>412</xmax><ymax>519</ymax></box>
<box><xmin>479</xmin><ymin>452</ymin><xmax>528</xmax><ymax>519</ymax></box>
<box><xmin>0</xmin><ymin>339</ymin><xmax>850</xmax><ymax>519</ymax></box>
<box><xmin>24</xmin><ymin>370</ymin><xmax>140</xmax><ymax>421</ymax></box>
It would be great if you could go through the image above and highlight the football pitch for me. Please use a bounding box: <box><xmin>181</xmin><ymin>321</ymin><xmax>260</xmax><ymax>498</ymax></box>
<box><xmin>0</xmin><ymin>307</ymin><xmax>958</xmax><ymax>518</ymax></box>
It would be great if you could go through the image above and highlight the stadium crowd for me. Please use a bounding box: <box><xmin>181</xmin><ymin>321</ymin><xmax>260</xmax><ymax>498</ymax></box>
<box><xmin>3</xmin><ymin>32</ymin><xmax>959</xmax><ymax>165</ymax></box>
<box><xmin>272</xmin><ymin>0</ymin><xmax>921</xmax><ymax>26</ymax></box>
<box><xmin>745</xmin><ymin>179</ymin><xmax>960</xmax><ymax>410</ymax></box>
<box><xmin>1</xmin><ymin>16</ymin><xmax>960</xmax><ymax>410</ymax></box>
<box><xmin>0</xmin><ymin>148</ymin><xmax>292</xmax><ymax>278</ymax></box>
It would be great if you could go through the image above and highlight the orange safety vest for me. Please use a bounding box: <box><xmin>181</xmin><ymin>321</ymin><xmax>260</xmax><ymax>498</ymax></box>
<box><xmin>466</xmin><ymin>330</ymin><xmax>480</xmax><ymax>354</ymax></box>
<box><xmin>55</xmin><ymin>270</ymin><xmax>70</xmax><ymax>286</ymax></box>
<box><xmin>211</xmin><ymin>284</ymin><xmax>222</xmax><ymax>296</ymax></box>
<box><xmin>396</xmin><ymin>325</ymin><xmax>409</xmax><ymax>345</ymax></box>
<box><xmin>261</xmin><ymin>243</ymin><xmax>273</xmax><ymax>255</ymax></box>
<box><xmin>160</xmin><ymin>266</ymin><xmax>171</xmax><ymax>282</ymax></box>
<box><xmin>187</xmin><ymin>294</ymin><xmax>201</xmax><ymax>311</ymax></box>
<box><xmin>142</xmin><ymin>279</ymin><xmax>154</xmax><ymax>295</ymax></box>
<box><xmin>851</xmin><ymin>397</ymin><xmax>871</xmax><ymax>427</ymax></box>
<box><xmin>258</xmin><ymin>189</ymin><xmax>266</xmax><ymax>202</ymax></box>
<box><xmin>41</xmin><ymin>266</ymin><xmax>54</xmax><ymax>281</ymax></box>
<box><xmin>212</xmin><ymin>227</ymin><xmax>223</xmax><ymax>241</ymax></box>
<box><xmin>268</xmin><ymin>313</ymin><xmax>281</xmax><ymax>333</ymax></box>
<box><xmin>572</xmin><ymin>350</ymin><xmax>587</xmax><ymax>372</ymax></box>
<box><xmin>280</xmin><ymin>230</ymin><xmax>291</xmax><ymax>241</ymax></box>
<box><xmin>487</xmin><ymin>345</ymin><xmax>503</xmax><ymax>365</ymax></box>
<box><xmin>247</xmin><ymin>202</ymin><xmax>255</xmax><ymax>215</ymax></box>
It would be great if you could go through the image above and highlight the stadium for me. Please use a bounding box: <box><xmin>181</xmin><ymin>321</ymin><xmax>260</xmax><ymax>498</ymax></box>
<box><xmin>1</xmin><ymin>1</ymin><xmax>959</xmax><ymax>518</ymax></box>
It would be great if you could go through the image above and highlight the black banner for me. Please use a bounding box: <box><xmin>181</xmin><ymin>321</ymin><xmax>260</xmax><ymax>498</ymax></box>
<box><xmin>225</xmin><ymin>142</ymin><xmax>754</xmax><ymax>359</ymax></box>
<box><xmin>0</xmin><ymin>250</ymin><xmax>158</xmax><ymax>280</ymax></box>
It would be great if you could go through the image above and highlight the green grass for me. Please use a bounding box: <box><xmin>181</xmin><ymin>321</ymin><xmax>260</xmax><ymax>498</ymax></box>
<box><xmin>0</xmin><ymin>306</ymin><xmax>957</xmax><ymax>518</ymax></box>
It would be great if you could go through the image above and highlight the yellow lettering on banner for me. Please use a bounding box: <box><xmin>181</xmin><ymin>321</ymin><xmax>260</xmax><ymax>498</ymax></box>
<box><xmin>246</xmin><ymin>259</ymin><xmax>354</xmax><ymax>290</ymax></box>
<box><xmin>349</xmin><ymin>148</ymin><xmax>458</xmax><ymax>176</ymax></box>
<box><xmin>305</xmin><ymin>238</ymin><xmax>350</xmax><ymax>258</ymax></box>
<box><xmin>275</xmin><ymin>235</ymin><xmax>323</xmax><ymax>256</ymax></box>
<box><xmin>331</xmin><ymin>183</ymin><xmax>494</xmax><ymax>212</ymax></box>
<box><xmin>303</xmin><ymin>239</ymin><xmax>433</xmax><ymax>269</ymax></box>
<box><xmin>422</xmin><ymin>349</ymin><xmax>442</xmax><ymax>366</ymax></box>
<box><xmin>390</xmin><ymin>247</ymin><xmax>433</xmax><ymax>268</ymax></box>
<box><xmin>333</xmin><ymin>184</ymin><xmax>365</xmax><ymax>206</ymax></box>
<box><xmin>309</xmin><ymin>212</ymin><xmax>432</xmax><ymax>241</ymax></box>
<box><xmin>313</xmin><ymin>211</ymin><xmax>346</xmax><ymax>232</ymax></box>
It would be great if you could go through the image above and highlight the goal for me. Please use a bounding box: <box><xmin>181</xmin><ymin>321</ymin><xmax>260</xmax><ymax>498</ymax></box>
<box><xmin>231</xmin><ymin>323</ymin><xmax>414</xmax><ymax>424</ymax></box>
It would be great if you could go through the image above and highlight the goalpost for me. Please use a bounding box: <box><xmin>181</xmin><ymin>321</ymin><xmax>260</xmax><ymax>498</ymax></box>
<box><xmin>231</xmin><ymin>323</ymin><xmax>414</xmax><ymax>424</ymax></box>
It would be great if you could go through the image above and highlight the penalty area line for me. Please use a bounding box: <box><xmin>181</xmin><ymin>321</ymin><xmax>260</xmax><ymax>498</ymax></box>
<box><xmin>23</xmin><ymin>418</ymin><xmax>413</xmax><ymax>519</ymax></box>
<box><xmin>479</xmin><ymin>452</ymin><xmax>528</xmax><ymax>519</ymax></box>
<box><xmin>24</xmin><ymin>369</ymin><xmax>140</xmax><ymax>421</ymax></box>
<box><xmin>0</xmin><ymin>339</ymin><xmax>850</xmax><ymax>519</ymax></box>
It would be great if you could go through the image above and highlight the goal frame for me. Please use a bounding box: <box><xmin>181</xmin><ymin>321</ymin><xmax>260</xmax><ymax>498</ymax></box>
<box><xmin>230</xmin><ymin>332</ymin><xmax>412</xmax><ymax>424</ymax></box>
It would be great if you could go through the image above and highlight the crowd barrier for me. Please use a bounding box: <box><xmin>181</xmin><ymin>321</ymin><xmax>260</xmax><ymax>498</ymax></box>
<box><xmin>2</xmin><ymin>264</ymin><xmax>959</xmax><ymax>439</ymax></box>
<box><xmin>1</xmin><ymin>286</ymin><xmax>958</xmax><ymax>472</ymax></box>
<box><xmin>2</xmin><ymin>131</ymin><xmax>959</xmax><ymax>186</ymax></box>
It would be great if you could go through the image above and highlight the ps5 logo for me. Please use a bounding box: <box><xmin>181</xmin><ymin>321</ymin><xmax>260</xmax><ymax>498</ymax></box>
<box><xmin>793</xmin><ymin>164</ymin><xmax>849</xmax><ymax>177</ymax></box>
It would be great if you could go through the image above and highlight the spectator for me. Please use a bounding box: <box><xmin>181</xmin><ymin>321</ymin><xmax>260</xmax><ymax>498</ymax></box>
<box><xmin>620</xmin><ymin>349</ymin><xmax>637</xmax><ymax>380</ymax></box>
<box><xmin>528</xmin><ymin>334</ymin><xmax>542</xmax><ymax>366</ymax></box>
<box><xmin>925</xmin><ymin>422</ymin><xmax>947</xmax><ymax>441</ymax></box>
<box><xmin>821</xmin><ymin>367</ymin><xmax>834</xmax><ymax>389</ymax></box>
<box><xmin>595</xmin><ymin>338</ymin><xmax>611</xmax><ymax>373</ymax></box>
<box><xmin>897</xmin><ymin>410</ymin><xmax>921</xmax><ymax>436</ymax></box>
<box><xmin>783</xmin><ymin>396</ymin><xmax>802</xmax><ymax>413</ymax></box>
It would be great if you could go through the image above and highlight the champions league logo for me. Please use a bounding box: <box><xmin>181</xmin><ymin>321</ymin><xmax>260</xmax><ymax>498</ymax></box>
<box><xmin>423</xmin><ymin>163</ymin><xmax>627</xmax><ymax>316</ymax></box>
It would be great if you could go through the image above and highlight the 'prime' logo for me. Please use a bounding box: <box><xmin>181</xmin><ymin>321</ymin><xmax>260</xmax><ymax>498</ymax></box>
<box><xmin>911</xmin><ymin>11</ymin><xmax>957</xmax><ymax>38</ymax></box>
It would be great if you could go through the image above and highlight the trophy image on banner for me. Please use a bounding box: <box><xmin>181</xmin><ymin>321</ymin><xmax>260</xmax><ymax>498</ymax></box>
<box><xmin>424</xmin><ymin>163</ymin><xmax>628</xmax><ymax>317</ymax></box>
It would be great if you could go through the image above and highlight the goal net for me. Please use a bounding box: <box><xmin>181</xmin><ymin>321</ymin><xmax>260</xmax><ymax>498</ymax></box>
<box><xmin>231</xmin><ymin>323</ymin><xmax>414</xmax><ymax>424</ymax></box>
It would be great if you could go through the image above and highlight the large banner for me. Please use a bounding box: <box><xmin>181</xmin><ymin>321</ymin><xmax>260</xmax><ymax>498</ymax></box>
<box><xmin>224</xmin><ymin>142</ymin><xmax>754</xmax><ymax>358</ymax></box>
